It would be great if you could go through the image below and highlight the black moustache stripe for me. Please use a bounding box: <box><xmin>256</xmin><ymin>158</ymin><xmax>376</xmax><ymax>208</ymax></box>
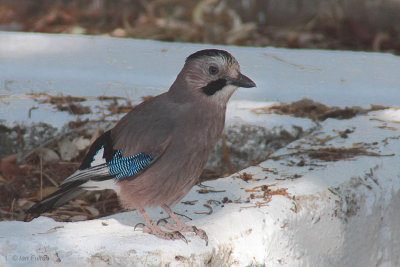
<box><xmin>201</xmin><ymin>79</ymin><xmax>227</xmax><ymax>96</ymax></box>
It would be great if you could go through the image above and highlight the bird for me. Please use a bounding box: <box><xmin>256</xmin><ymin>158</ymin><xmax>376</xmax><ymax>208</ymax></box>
<box><xmin>26</xmin><ymin>49</ymin><xmax>256</xmax><ymax>245</ymax></box>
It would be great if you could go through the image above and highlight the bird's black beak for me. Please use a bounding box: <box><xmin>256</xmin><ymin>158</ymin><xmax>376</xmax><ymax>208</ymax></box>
<box><xmin>228</xmin><ymin>73</ymin><xmax>256</xmax><ymax>88</ymax></box>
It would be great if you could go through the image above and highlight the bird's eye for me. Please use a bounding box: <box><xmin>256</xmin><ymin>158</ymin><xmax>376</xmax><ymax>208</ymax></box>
<box><xmin>208</xmin><ymin>66</ymin><xmax>219</xmax><ymax>75</ymax></box>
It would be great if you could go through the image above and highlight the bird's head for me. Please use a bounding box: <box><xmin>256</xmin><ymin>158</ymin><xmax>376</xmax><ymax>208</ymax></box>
<box><xmin>170</xmin><ymin>49</ymin><xmax>256</xmax><ymax>105</ymax></box>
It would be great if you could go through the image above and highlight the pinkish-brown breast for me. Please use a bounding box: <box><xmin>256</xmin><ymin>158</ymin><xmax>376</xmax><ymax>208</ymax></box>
<box><xmin>118</xmin><ymin>101</ymin><xmax>226</xmax><ymax>210</ymax></box>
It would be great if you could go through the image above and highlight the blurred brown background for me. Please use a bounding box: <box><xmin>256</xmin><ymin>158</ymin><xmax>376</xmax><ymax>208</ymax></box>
<box><xmin>1</xmin><ymin>0</ymin><xmax>400</xmax><ymax>54</ymax></box>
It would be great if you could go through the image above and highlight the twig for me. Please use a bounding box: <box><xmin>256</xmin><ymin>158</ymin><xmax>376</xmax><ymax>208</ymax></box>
<box><xmin>56</xmin><ymin>210</ymin><xmax>91</xmax><ymax>217</ymax></box>
<box><xmin>181</xmin><ymin>200</ymin><xmax>198</xmax><ymax>205</ymax></box>
<box><xmin>30</xmin><ymin>170</ymin><xmax>60</xmax><ymax>187</ymax></box>
<box><xmin>10</xmin><ymin>198</ymin><xmax>16</xmax><ymax>220</ymax></box>
<box><xmin>37</xmin><ymin>226</ymin><xmax>64</xmax><ymax>235</ymax></box>
<box><xmin>42</xmin><ymin>172</ymin><xmax>59</xmax><ymax>187</ymax></box>
<box><xmin>269</xmin><ymin>149</ymin><xmax>395</xmax><ymax>161</ymax></box>
<box><xmin>194</xmin><ymin>204</ymin><xmax>213</xmax><ymax>215</ymax></box>
<box><xmin>197</xmin><ymin>189</ymin><xmax>226</xmax><ymax>194</ymax></box>
<box><xmin>173</xmin><ymin>212</ymin><xmax>192</xmax><ymax>221</ymax></box>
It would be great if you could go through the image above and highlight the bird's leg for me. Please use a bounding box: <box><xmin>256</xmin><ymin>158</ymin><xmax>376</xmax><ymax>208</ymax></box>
<box><xmin>137</xmin><ymin>208</ymin><xmax>187</xmax><ymax>243</ymax></box>
<box><xmin>161</xmin><ymin>204</ymin><xmax>208</xmax><ymax>245</ymax></box>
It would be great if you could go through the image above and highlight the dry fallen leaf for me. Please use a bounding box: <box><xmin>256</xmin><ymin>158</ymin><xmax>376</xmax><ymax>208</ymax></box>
<box><xmin>35</xmin><ymin>148</ymin><xmax>60</xmax><ymax>163</ymax></box>
<box><xmin>84</xmin><ymin>206</ymin><xmax>100</xmax><ymax>217</ymax></box>
<box><xmin>72</xmin><ymin>136</ymin><xmax>90</xmax><ymax>151</ymax></box>
<box><xmin>58</xmin><ymin>138</ymin><xmax>79</xmax><ymax>161</ymax></box>
<box><xmin>0</xmin><ymin>154</ymin><xmax>25</xmax><ymax>181</ymax></box>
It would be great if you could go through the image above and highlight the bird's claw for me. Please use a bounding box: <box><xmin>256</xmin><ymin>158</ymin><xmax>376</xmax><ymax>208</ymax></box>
<box><xmin>161</xmin><ymin>223</ymin><xmax>208</xmax><ymax>245</ymax></box>
<box><xmin>142</xmin><ymin>225</ymin><xmax>187</xmax><ymax>244</ymax></box>
<box><xmin>134</xmin><ymin>222</ymin><xmax>145</xmax><ymax>231</ymax></box>
<box><xmin>173</xmin><ymin>231</ymin><xmax>188</xmax><ymax>244</ymax></box>
<box><xmin>157</xmin><ymin>218</ymin><xmax>168</xmax><ymax>226</ymax></box>
<box><xmin>192</xmin><ymin>226</ymin><xmax>208</xmax><ymax>246</ymax></box>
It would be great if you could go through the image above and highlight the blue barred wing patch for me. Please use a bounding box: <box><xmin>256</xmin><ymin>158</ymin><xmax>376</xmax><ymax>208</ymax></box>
<box><xmin>108</xmin><ymin>150</ymin><xmax>154</xmax><ymax>179</ymax></box>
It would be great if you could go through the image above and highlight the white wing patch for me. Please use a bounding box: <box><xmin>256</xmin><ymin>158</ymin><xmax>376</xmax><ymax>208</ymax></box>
<box><xmin>80</xmin><ymin>179</ymin><xmax>120</xmax><ymax>194</ymax></box>
<box><xmin>91</xmin><ymin>146</ymin><xmax>107</xmax><ymax>167</ymax></box>
<box><xmin>60</xmin><ymin>146</ymin><xmax>122</xmax><ymax>194</ymax></box>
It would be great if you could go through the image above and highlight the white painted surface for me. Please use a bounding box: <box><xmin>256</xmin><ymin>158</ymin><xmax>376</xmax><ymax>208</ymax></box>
<box><xmin>1</xmin><ymin>32</ymin><xmax>400</xmax><ymax>127</ymax></box>
<box><xmin>0</xmin><ymin>32</ymin><xmax>400</xmax><ymax>266</ymax></box>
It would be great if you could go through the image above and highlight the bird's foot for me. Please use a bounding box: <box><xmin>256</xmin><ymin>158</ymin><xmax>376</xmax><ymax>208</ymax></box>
<box><xmin>162</xmin><ymin>222</ymin><xmax>208</xmax><ymax>245</ymax></box>
<box><xmin>142</xmin><ymin>223</ymin><xmax>187</xmax><ymax>243</ymax></box>
<box><xmin>160</xmin><ymin>204</ymin><xmax>209</xmax><ymax>245</ymax></box>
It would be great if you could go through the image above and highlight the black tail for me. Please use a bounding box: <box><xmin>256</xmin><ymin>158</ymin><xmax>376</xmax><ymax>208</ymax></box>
<box><xmin>25</xmin><ymin>181</ymin><xmax>85</xmax><ymax>221</ymax></box>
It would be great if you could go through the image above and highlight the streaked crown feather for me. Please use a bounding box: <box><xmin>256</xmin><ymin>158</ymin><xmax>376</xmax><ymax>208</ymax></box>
<box><xmin>186</xmin><ymin>49</ymin><xmax>235</xmax><ymax>64</ymax></box>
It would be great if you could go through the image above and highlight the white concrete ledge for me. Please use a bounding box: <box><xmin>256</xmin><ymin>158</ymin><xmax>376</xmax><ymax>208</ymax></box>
<box><xmin>1</xmin><ymin>109</ymin><xmax>400</xmax><ymax>266</ymax></box>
